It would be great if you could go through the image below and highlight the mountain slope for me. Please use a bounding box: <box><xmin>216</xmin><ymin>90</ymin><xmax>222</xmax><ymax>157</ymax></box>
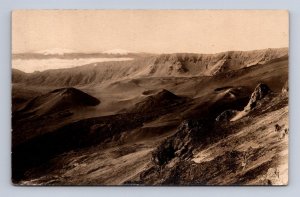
<box><xmin>11</xmin><ymin>47</ymin><xmax>289</xmax><ymax>185</ymax></box>
<box><xmin>12</xmin><ymin>48</ymin><xmax>288</xmax><ymax>86</ymax></box>
<box><xmin>136</xmin><ymin>84</ymin><xmax>288</xmax><ymax>185</ymax></box>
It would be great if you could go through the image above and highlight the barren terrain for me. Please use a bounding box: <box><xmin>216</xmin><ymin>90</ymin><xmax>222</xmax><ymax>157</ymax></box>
<box><xmin>12</xmin><ymin>48</ymin><xmax>289</xmax><ymax>185</ymax></box>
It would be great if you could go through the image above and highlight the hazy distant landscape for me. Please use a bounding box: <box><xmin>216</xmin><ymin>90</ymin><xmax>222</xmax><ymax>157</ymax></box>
<box><xmin>12</xmin><ymin>47</ymin><xmax>288</xmax><ymax>185</ymax></box>
<box><xmin>12</xmin><ymin>49</ymin><xmax>142</xmax><ymax>72</ymax></box>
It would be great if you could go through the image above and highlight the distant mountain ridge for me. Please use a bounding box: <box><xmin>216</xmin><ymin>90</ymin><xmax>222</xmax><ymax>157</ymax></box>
<box><xmin>12</xmin><ymin>48</ymin><xmax>288</xmax><ymax>86</ymax></box>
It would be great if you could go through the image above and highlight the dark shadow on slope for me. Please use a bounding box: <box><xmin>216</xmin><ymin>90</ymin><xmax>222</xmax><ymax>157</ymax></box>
<box><xmin>12</xmin><ymin>88</ymin><xmax>189</xmax><ymax>183</ymax></box>
<box><xmin>15</xmin><ymin>87</ymin><xmax>100</xmax><ymax>117</ymax></box>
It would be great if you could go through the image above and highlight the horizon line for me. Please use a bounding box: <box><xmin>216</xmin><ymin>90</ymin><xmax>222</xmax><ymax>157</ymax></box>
<box><xmin>12</xmin><ymin>46</ymin><xmax>289</xmax><ymax>56</ymax></box>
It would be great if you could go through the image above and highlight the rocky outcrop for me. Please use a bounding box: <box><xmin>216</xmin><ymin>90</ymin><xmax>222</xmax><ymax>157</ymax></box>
<box><xmin>152</xmin><ymin>119</ymin><xmax>212</xmax><ymax>166</ymax></box>
<box><xmin>244</xmin><ymin>83</ymin><xmax>270</xmax><ymax>112</ymax></box>
<box><xmin>216</xmin><ymin>110</ymin><xmax>238</xmax><ymax>122</ymax></box>
<box><xmin>216</xmin><ymin>83</ymin><xmax>271</xmax><ymax>122</ymax></box>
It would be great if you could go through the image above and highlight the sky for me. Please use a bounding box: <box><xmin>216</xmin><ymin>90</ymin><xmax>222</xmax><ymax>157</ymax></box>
<box><xmin>12</xmin><ymin>10</ymin><xmax>289</xmax><ymax>54</ymax></box>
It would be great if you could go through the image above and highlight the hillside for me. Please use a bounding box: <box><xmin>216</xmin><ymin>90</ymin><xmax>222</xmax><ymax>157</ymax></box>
<box><xmin>12</xmin><ymin>48</ymin><xmax>288</xmax><ymax>87</ymax></box>
<box><xmin>16</xmin><ymin>87</ymin><xmax>100</xmax><ymax>116</ymax></box>
<box><xmin>12</xmin><ymin>48</ymin><xmax>289</xmax><ymax>185</ymax></box>
<box><xmin>128</xmin><ymin>89</ymin><xmax>187</xmax><ymax>114</ymax></box>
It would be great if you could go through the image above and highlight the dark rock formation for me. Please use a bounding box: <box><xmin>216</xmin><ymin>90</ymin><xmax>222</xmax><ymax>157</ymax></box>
<box><xmin>216</xmin><ymin>109</ymin><xmax>238</xmax><ymax>122</ymax></box>
<box><xmin>152</xmin><ymin>119</ymin><xmax>213</xmax><ymax>166</ymax></box>
<box><xmin>244</xmin><ymin>83</ymin><xmax>270</xmax><ymax>111</ymax></box>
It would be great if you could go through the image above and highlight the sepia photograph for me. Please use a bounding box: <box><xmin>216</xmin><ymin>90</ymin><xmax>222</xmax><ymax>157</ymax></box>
<box><xmin>11</xmin><ymin>10</ymin><xmax>289</xmax><ymax>186</ymax></box>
